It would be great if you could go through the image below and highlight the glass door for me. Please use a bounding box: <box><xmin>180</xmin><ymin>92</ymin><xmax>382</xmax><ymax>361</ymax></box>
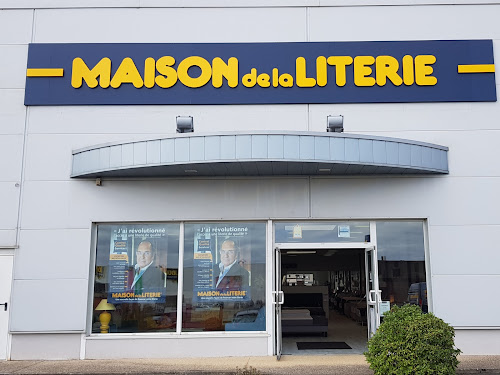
<box><xmin>0</xmin><ymin>255</ymin><xmax>13</xmax><ymax>360</ymax></box>
<box><xmin>273</xmin><ymin>247</ymin><xmax>284</xmax><ymax>360</ymax></box>
<box><xmin>365</xmin><ymin>246</ymin><xmax>381</xmax><ymax>339</ymax></box>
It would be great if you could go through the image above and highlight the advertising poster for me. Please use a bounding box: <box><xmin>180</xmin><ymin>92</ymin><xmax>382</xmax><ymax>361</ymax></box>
<box><xmin>193</xmin><ymin>225</ymin><xmax>252</xmax><ymax>303</ymax></box>
<box><xmin>107</xmin><ymin>225</ymin><xmax>169</xmax><ymax>304</ymax></box>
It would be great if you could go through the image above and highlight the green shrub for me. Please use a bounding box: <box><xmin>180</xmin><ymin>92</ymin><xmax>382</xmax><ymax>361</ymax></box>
<box><xmin>364</xmin><ymin>304</ymin><xmax>461</xmax><ymax>375</ymax></box>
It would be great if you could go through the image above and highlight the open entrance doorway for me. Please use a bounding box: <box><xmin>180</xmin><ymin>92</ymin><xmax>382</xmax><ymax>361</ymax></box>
<box><xmin>273</xmin><ymin>246</ymin><xmax>380</xmax><ymax>358</ymax></box>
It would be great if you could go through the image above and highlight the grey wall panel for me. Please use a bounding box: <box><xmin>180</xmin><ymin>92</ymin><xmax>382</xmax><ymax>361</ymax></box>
<box><xmin>309</xmin><ymin>101</ymin><xmax>500</xmax><ymax>133</ymax></box>
<box><xmin>411</xmin><ymin>145</ymin><xmax>422</xmax><ymax>167</ymax></box>
<box><xmin>330</xmin><ymin>137</ymin><xmax>344</xmax><ymax>161</ymax></box>
<box><xmin>344</xmin><ymin>139</ymin><xmax>360</xmax><ymax>162</ymax></box>
<box><xmin>299</xmin><ymin>136</ymin><xmax>314</xmax><ymax>160</ymax></box>
<box><xmin>432</xmin><ymin>275</ymin><xmax>500</xmax><ymax>326</ymax></box>
<box><xmin>14</xmin><ymin>229</ymin><xmax>91</xmax><ymax>280</ymax></box>
<box><xmin>309</xmin><ymin>5</ymin><xmax>500</xmax><ymax>41</ymax></box>
<box><xmin>204</xmin><ymin>136</ymin><xmax>220</xmax><ymax>160</ymax></box>
<box><xmin>33</xmin><ymin>8</ymin><xmax>306</xmax><ymax>43</ymax></box>
<box><xmin>10</xmin><ymin>333</ymin><xmax>81</xmax><ymax>360</ymax></box>
<box><xmin>314</xmin><ymin>136</ymin><xmax>329</xmax><ymax>160</ymax></box>
<box><xmin>147</xmin><ymin>140</ymin><xmax>161</xmax><ymax>164</ymax></box>
<box><xmin>189</xmin><ymin>137</ymin><xmax>204</xmax><ymax>161</ymax></box>
<box><xmin>220</xmin><ymin>135</ymin><xmax>236</xmax><ymax>160</ymax></box>
<box><xmin>10</xmin><ymin>279</ymin><xmax>87</xmax><ymax>331</ymax></box>
<box><xmin>359</xmin><ymin>139</ymin><xmax>373</xmax><ymax>163</ymax></box>
<box><xmin>98</xmin><ymin>147</ymin><xmax>110</xmax><ymax>171</ymax></box>
<box><xmin>0</xmin><ymin>10</ymin><xmax>33</xmax><ymax>44</ymax></box>
<box><xmin>455</xmin><ymin>330</ymin><xmax>500</xmax><ymax>355</ymax></box>
<box><xmin>252</xmin><ymin>135</ymin><xmax>268</xmax><ymax>159</ymax></box>
<box><xmin>284</xmin><ymin>135</ymin><xmax>300</xmax><ymax>159</ymax></box>
<box><xmin>0</xmin><ymin>183</ymin><xmax>20</xmax><ymax>229</ymax></box>
<box><xmin>27</xmin><ymin>105</ymin><xmax>310</xmax><ymax>135</ymax></box>
<box><xmin>2</xmin><ymin>0</ymin><xmax>500</xmax><ymax>9</ymax></box>
<box><xmin>133</xmin><ymin>142</ymin><xmax>147</xmax><ymax>165</ymax></box>
<box><xmin>236</xmin><ymin>135</ymin><xmax>252</xmax><ymax>159</ymax></box>
<box><xmin>0</xmin><ymin>90</ymin><xmax>26</xmax><ymax>135</ymax></box>
<box><xmin>310</xmin><ymin>177</ymin><xmax>500</xmax><ymax>226</ymax></box>
<box><xmin>429</xmin><ymin>224</ymin><xmax>500</xmax><ymax>276</ymax></box>
<box><xmin>160</xmin><ymin>139</ymin><xmax>175</xmax><ymax>163</ymax></box>
<box><xmin>121</xmin><ymin>144</ymin><xmax>134</xmax><ymax>166</ymax></box>
<box><xmin>85</xmin><ymin>336</ymin><xmax>268</xmax><ymax>359</ymax></box>
<box><xmin>268</xmin><ymin>135</ymin><xmax>284</xmax><ymax>159</ymax></box>
<box><xmin>0</xmin><ymin>230</ymin><xmax>16</xmax><ymax>246</ymax></box>
<box><xmin>174</xmin><ymin>138</ymin><xmax>189</xmax><ymax>162</ymax></box>
<box><xmin>0</xmin><ymin>135</ymin><xmax>23</xmax><ymax>181</ymax></box>
<box><xmin>0</xmin><ymin>46</ymin><xmax>28</xmax><ymax>89</ymax></box>
<box><xmin>21</xmin><ymin>178</ymin><xmax>310</xmax><ymax>229</ymax></box>
<box><xmin>108</xmin><ymin>146</ymin><xmax>121</xmax><ymax>169</ymax></box>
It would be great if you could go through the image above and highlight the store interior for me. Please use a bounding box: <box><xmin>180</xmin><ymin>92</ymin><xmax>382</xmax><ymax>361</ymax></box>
<box><xmin>280</xmin><ymin>249</ymin><xmax>369</xmax><ymax>355</ymax></box>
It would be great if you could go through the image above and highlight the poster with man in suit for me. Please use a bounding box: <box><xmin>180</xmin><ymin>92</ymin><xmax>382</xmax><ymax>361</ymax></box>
<box><xmin>193</xmin><ymin>225</ymin><xmax>252</xmax><ymax>303</ymax></box>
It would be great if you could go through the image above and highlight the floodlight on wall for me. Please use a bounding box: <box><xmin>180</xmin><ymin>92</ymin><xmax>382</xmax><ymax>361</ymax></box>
<box><xmin>327</xmin><ymin>115</ymin><xmax>344</xmax><ymax>133</ymax></box>
<box><xmin>176</xmin><ymin>116</ymin><xmax>194</xmax><ymax>133</ymax></box>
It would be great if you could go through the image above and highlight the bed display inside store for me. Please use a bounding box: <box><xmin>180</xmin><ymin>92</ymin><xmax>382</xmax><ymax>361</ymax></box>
<box><xmin>0</xmin><ymin>0</ymin><xmax>499</xmax><ymax>361</ymax></box>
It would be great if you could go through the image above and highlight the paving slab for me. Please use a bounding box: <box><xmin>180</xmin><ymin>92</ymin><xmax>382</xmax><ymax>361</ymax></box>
<box><xmin>0</xmin><ymin>355</ymin><xmax>499</xmax><ymax>375</ymax></box>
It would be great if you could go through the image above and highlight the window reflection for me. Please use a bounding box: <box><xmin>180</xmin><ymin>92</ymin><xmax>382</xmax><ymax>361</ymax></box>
<box><xmin>182</xmin><ymin>223</ymin><xmax>266</xmax><ymax>332</ymax></box>
<box><xmin>92</xmin><ymin>224</ymin><xmax>180</xmax><ymax>333</ymax></box>
<box><xmin>376</xmin><ymin>221</ymin><xmax>427</xmax><ymax>312</ymax></box>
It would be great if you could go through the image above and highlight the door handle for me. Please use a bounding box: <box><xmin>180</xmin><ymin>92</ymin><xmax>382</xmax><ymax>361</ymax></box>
<box><xmin>368</xmin><ymin>290</ymin><xmax>377</xmax><ymax>304</ymax></box>
<box><xmin>278</xmin><ymin>291</ymin><xmax>285</xmax><ymax>305</ymax></box>
<box><xmin>0</xmin><ymin>303</ymin><xmax>7</xmax><ymax>311</ymax></box>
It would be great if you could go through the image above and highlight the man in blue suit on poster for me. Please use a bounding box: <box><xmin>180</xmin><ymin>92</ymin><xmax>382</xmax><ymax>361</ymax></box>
<box><xmin>130</xmin><ymin>240</ymin><xmax>165</xmax><ymax>295</ymax></box>
<box><xmin>215</xmin><ymin>239</ymin><xmax>250</xmax><ymax>292</ymax></box>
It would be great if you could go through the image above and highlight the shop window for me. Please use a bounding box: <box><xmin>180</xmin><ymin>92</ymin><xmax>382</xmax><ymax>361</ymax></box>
<box><xmin>182</xmin><ymin>223</ymin><xmax>266</xmax><ymax>332</ymax></box>
<box><xmin>275</xmin><ymin>221</ymin><xmax>370</xmax><ymax>244</ymax></box>
<box><xmin>376</xmin><ymin>221</ymin><xmax>427</xmax><ymax>312</ymax></box>
<box><xmin>92</xmin><ymin>223</ymin><xmax>180</xmax><ymax>333</ymax></box>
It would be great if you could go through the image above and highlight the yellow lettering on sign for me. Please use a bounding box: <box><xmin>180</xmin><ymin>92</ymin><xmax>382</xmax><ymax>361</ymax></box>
<box><xmin>69</xmin><ymin>53</ymin><xmax>439</xmax><ymax>91</ymax></box>
<box><xmin>155</xmin><ymin>56</ymin><xmax>178</xmax><ymax>89</ymax></box>
<box><xmin>71</xmin><ymin>57</ymin><xmax>111</xmax><ymax>88</ymax></box>
<box><xmin>144</xmin><ymin>57</ymin><xmax>156</xmax><ymax>89</ymax></box>
<box><xmin>177</xmin><ymin>56</ymin><xmax>212</xmax><ymax>88</ymax></box>
<box><xmin>354</xmin><ymin>56</ymin><xmax>376</xmax><ymax>87</ymax></box>
<box><xmin>415</xmin><ymin>55</ymin><xmax>437</xmax><ymax>86</ymax></box>
<box><xmin>402</xmin><ymin>55</ymin><xmax>414</xmax><ymax>86</ymax></box>
<box><xmin>327</xmin><ymin>56</ymin><xmax>353</xmax><ymax>87</ymax></box>
<box><xmin>279</xmin><ymin>73</ymin><xmax>293</xmax><ymax>87</ymax></box>
<box><xmin>272</xmin><ymin>68</ymin><xmax>279</xmax><ymax>87</ymax></box>
<box><xmin>110</xmin><ymin>57</ymin><xmax>144</xmax><ymax>88</ymax></box>
<box><xmin>296</xmin><ymin>57</ymin><xmax>316</xmax><ymax>87</ymax></box>
<box><xmin>376</xmin><ymin>56</ymin><xmax>403</xmax><ymax>86</ymax></box>
<box><xmin>257</xmin><ymin>73</ymin><xmax>271</xmax><ymax>87</ymax></box>
<box><xmin>242</xmin><ymin>68</ymin><xmax>257</xmax><ymax>88</ymax></box>
<box><xmin>316</xmin><ymin>56</ymin><xmax>327</xmax><ymax>87</ymax></box>
<box><xmin>212</xmin><ymin>57</ymin><xmax>238</xmax><ymax>88</ymax></box>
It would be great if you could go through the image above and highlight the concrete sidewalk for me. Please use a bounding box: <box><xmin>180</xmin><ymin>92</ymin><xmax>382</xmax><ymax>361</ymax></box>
<box><xmin>0</xmin><ymin>355</ymin><xmax>499</xmax><ymax>374</ymax></box>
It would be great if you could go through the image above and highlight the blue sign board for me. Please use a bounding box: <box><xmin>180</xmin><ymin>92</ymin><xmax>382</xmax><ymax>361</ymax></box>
<box><xmin>25</xmin><ymin>40</ymin><xmax>496</xmax><ymax>105</ymax></box>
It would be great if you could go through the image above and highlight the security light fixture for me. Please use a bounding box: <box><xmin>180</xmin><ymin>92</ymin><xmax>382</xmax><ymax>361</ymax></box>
<box><xmin>327</xmin><ymin>115</ymin><xmax>344</xmax><ymax>133</ymax></box>
<box><xmin>176</xmin><ymin>116</ymin><xmax>194</xmax><ymax>133</ymax></box>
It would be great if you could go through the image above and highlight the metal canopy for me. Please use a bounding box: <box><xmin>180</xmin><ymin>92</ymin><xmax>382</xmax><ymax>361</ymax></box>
<box><xmin>71</xmin><ymin>132</ymin><xmax>448</xmax><ymax>178</ymax></box>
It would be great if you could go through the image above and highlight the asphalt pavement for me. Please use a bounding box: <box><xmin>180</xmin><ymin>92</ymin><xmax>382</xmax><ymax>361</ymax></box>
<box><xmin>0</xmin><ymin>355</ymin><xmax>499</xmax><ymax>375</ymax></box>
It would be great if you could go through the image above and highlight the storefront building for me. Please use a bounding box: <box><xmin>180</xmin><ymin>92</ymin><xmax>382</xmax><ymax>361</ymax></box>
<box><xmin>0</xmin><ymin>0</ymin><xmax>499</xmax><ymax>360</ymax></box>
